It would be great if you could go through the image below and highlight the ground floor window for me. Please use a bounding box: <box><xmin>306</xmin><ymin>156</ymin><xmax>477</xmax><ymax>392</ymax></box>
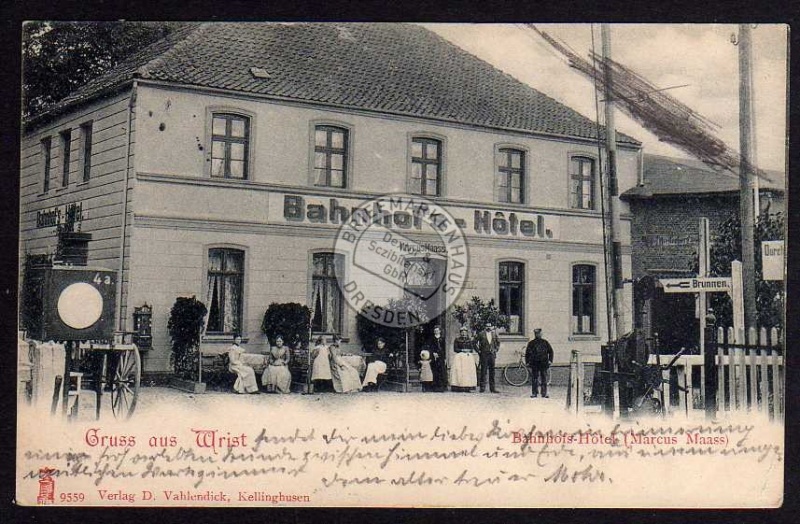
<box><xmin>207</xmin><ymin>248</ymin><xmax>244</xmax><ymax>334</ymax></box>
<box><xmin>499</xmin><ymin>261</ymin><xmax>525</xmax><ymax>334</ymax></box>
<box><xmin>572</xmin><ymin>264</ymin><xmax>596</xmax><ymax>334</ymax></box>
<box><xmin>312</xmin><ymin>252</ymin><xmax>343</xmax><ymax>334</ymax></box>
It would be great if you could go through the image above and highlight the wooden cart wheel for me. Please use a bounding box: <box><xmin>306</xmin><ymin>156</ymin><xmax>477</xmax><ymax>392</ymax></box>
<box><xmin>111</xmin><ymin>347</ymin><xmax>141</xmax><ymax>419</ymax></box>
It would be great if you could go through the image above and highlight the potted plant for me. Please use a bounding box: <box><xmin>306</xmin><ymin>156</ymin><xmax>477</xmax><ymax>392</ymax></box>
<box><xmin>262</xmin><ymin>303</ymin><xmax>312</xmax><ymax>390</ymax></box>
<box><xmin>167</xmin><ymin>296</ymin><xmax>208</xmax><ymax>393</ymax></box>
<box><xmin>261</xmin><ymin>302</ymin><xmax>312</xmax><ymax>349</ymax></box>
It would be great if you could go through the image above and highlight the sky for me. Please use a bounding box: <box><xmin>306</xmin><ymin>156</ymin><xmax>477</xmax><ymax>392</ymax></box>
<box><xmin>427</xmin><ymin>24</ymin><xmax>788</xmax><ymax>172</ymax></box>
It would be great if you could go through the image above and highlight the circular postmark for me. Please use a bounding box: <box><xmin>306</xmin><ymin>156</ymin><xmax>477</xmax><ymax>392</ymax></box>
<box><xmin>333</xmin><ymin>194</ymin><xmax>469</xmax><ymax>328</ymax></box>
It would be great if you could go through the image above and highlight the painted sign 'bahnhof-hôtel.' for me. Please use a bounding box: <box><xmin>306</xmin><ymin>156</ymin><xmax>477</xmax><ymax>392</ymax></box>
<box><xmin>20</xmin><ymin>23</ymin><xmax>640</xmax><ymax>375</ymax></box>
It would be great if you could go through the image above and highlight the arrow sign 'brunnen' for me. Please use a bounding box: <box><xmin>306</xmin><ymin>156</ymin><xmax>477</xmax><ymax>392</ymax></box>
<box><xmin>660</xmin><ymin>277</ymin><xmax>732</xmax><ymax>294</ymax></box>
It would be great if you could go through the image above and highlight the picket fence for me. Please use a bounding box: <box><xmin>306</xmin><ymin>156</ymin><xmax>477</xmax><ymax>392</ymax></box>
<box><xmin>566</xmin><ymin>327</ymin><xmax>784</xmax><ymax>420</ymax></box>
<box><xmin>649</xmin><ymin>327</ymin><xmax>784</xmax><ymax>420</ymax></box>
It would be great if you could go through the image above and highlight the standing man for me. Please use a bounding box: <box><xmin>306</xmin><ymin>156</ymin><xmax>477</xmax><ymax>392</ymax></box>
<box><xmin>525</xmin><ymin>328</ymin><xmax>554</xmax><ymax>398</ymax></box>
<box><xmin>476</xmin><ymin>322</ymin><xmax>500</xmax><ymax>393</ymax></box>
<box><xmin>428</xmin><ymin>325</ymin><xmax>447</xmax><ymax>392</ymax></box>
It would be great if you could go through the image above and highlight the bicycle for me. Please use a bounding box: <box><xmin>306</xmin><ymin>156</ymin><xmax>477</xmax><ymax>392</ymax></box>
<box><xmin>628</xmin><ymin>347</ymin><xmax>688</xmax><ymax>416</ymax></box>
<box><xmin>503</xmin><ymin>347</ymin><xmax>530</xmax><ymax>386</ymax></box>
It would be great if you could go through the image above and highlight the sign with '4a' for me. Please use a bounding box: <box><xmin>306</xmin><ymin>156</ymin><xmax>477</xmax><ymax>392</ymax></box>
<box><xmin>660</xmin><ymin>277</ymin><xmax>732</xmax><ymax>294</ymax></box>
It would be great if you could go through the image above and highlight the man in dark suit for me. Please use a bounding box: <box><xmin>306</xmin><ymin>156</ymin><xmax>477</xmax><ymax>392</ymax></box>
<box><xmin>427</xmin><ymin>325</ymin><xmax>447</xmax><ymax>392</ymax></box>
<box><xmin>525</xmin><ymin>328</ymin><xmax>554</xmax><ymax>398</ymax></box>
<box><xmin>476</xmin><ymin>322</ymin><xmax>500</xmax><ymax>393</ymax></box>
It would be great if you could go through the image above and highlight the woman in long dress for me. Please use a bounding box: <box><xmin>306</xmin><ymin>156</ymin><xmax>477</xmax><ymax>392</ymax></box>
<box><xmin>228</xmin><ymin>336</ymin><xmax>259</xmax><ymax>394</ymax></box>
<box><xmin>328</xmin><ymin>335</ymin><xmax>362</xmax><ymax>393</ymax></box>
<box><xmin>362</xmin><ymin>337</ymin><xmax>391</xmax><ymax>391</ymax></box>
<box><xmin>262</xmin><ymin>335</ymin><xmax>292</xmax><ymax>393</ymax></box>
<box><xmin>310</xmin><ymin>336</ymin><xmax>333</xmax><ymax>392</ymax></box>
<box><xmin>450</xmin><ymin>326</ymin><xmax>478</xmax><ymax>392</ymax></box>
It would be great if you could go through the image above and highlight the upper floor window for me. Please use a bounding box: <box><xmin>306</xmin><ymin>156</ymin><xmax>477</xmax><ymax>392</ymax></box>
<box><xmin>60</xmin><ymin>129</ymin><xmax>72</xmax><ymax>187</ymax></box>
<box><xmin>80</xmin><ymin>122</ymin><xmax>93</xmax><ymax>182</ymax></box>
<box><xmin>314</xmin><ymin>126</ymin><xmax>348</xmax><ymax>188</ymax></box>
<box><xmin>211</xmin><ymin>113</ymin><xmax>249</xmax><ymax>179</ymax></box>
<box><xmin>496</xmin><ymin>148</ymin><xmax>525</xmax><ymax>204</ymax></box>
<box><xmin>499</xmin><ymin>261</ymin><xmax>525</xmax><ymax>335</ymax></box>
<box><xmin>572</xmin><ymin>264</ymin><xmax>596</xmax><ymax>335</ymax></box>
<box><xmin>410</xmin><ymin>137</ymin><xmax>441</xmax><ymax>196</ymax></box>
<box><xmin>570</xmin><ymin>156</ymin><xmax>595</xmax><ymax>210</ymax></box>
<box><xmin>311</xmin><ymin>253</ymin><xmax>343</xmax><ymax>334</ymax></box>
<box><xmin>207</xmin><ymin>248</ymin><xmax>244</xmax><ymax>334</ymax></box>
<box><xmin>41</xmin><ymin>137</ymin><xmax>52</xmax><ymax>193</ymax></box>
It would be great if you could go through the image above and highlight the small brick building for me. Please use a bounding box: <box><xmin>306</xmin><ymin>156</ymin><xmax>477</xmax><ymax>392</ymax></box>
<box><xmin>621</xmin><ymin>154</ymin><xmax>784</xmax><ymax>351</ymax></box>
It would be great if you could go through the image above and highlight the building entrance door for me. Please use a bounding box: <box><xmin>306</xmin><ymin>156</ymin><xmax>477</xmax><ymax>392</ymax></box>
<box><xmin>403</xmin><ymin>257</ymin><xmax>447</xmax><ymax>365</ymax></box>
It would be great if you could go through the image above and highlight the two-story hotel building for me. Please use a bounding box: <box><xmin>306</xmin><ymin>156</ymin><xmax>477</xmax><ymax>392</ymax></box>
<box><xmin>20</xmin><ymin>23</ymin><xmax>641</xmax><ymax>376</ymax></box>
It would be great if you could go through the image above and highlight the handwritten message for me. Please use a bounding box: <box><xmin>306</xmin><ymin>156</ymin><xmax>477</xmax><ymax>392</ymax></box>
<box><xmin>18</xmin><ymin>416</ymin><xmax>783</xmax><ymax>507</ymax></box>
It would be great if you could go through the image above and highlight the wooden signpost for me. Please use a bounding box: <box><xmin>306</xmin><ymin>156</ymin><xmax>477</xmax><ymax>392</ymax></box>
<box><xmin>659</xmin><ymin>219</ymin><xmax>731</xmax><ymax>401</ymax></box>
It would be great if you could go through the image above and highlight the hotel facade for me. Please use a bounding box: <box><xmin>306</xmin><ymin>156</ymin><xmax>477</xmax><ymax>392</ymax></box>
<box><xmin>20</xmin><ymin>23</ymin><xmax>640</xmax><ymax>376</ymax></box>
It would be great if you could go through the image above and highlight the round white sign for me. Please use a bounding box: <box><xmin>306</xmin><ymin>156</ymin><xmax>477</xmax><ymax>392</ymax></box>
<box><xmin>57</xmin><ymin>282</ymin><xmax>104</xmax><ymax>329</ymax></box>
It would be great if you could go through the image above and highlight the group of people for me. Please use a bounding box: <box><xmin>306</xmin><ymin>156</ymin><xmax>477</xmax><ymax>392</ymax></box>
<box><xmin>427</xmin><ymin>324</ymin><xmax>554</xmax><ymax>397</ymax></box>
<box><xmin>227</xmin><ymin>334</ymin><xmax>293</xmax><ymax>394</ymax></box>
<box><xmin>444</xmin><ymin>322</ymin><xmax>502</xmax><ymax>393</ymax></box>
<box><xmin>226</xmin><ymin>325</ymin><xmax>554</xmax><ymax>398</ymax></box>
<box><xmin>310</xmin><ymin>334</ymin><xmax>378</xmax><ymax>393</ymax></box>
<box><xmin>227</xmin><ymin>333</ymin><xmax>389</xmax><ymax>395</ymax></box>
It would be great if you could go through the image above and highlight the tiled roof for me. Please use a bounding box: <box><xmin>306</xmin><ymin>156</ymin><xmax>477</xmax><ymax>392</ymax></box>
<box><xmin>31</xmin><ymin>23</ymin><xmax>639</xmax><ymax>145</ymax></box>
<box><xmin>621</xmin><ymin>154</ymin><xmax>785</xmax><ymax>199</ymax></box>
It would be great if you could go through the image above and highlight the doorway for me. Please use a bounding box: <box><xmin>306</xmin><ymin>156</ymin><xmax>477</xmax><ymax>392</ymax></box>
<box><xmin>404</xmin><ymin>257</ymin><xmax>447</xmax><ymax>365</ymax></box>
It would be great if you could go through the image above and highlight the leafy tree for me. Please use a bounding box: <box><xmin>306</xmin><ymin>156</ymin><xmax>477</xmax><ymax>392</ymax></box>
<box><xmin>22</xmin><ymin>21</ymin><xmax>182</xmax><ymax>118</ymax></box>
<box><xmin>692</xmin><ymin>212</ymin><xmax>785</xmax><ymax>329</ymax></box>
<box><xmin>451</xmin><ymin>296</ymin><xmax>510</xmax><ymax>336</ymax></box>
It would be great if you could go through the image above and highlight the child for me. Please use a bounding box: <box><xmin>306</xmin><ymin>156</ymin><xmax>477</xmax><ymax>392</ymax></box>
<box><xmin>419</xmin><ymin>349</ymin><xmax>434</xmax><ymax>392</ymax></box>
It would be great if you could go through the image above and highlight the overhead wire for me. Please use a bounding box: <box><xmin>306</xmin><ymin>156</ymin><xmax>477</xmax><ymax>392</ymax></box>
<box><xmin>519</xmin><ymin>24</ymin><xmax>774</xmax><ymax>185</ymax></box>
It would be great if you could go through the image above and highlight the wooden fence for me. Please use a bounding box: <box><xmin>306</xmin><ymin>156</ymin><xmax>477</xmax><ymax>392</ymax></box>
<box><xmin>566</xmin><ymin>327</ymin><xmax>784</xmax><ymax>420</ymax></box>
<box><xmin>649</xmin><ymin>327</ymin><xmax>784</xmax><ymax>420</ymax></box>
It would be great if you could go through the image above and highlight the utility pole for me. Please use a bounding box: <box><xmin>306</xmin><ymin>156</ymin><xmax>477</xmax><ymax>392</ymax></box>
<box><xmin>738</xmin><ymin>24</ymin><xmax>758</xmax><ymax>331</ymax></box>
<box><xmin>601</xmin><ymin>24</ymin><xmax>626</xmax><ymax>342</ymax></box>
<box><xmin>602</xmin><ymin>24</ymin><xmax>624</xmax><ymax>420</ymax></box>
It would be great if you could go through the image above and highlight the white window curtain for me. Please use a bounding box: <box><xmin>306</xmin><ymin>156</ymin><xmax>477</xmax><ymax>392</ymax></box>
<box><xmin>223</xmin><ymin>251</ymin><xmax>243</xmax><ymax>333</ymax></box>
<box><xmin>311</xmin><ymin>253</ymin><xmax>341</xmax><ymax>333</ymax></box>
<box><xmin>205</xmin><ymin>249</ymin><xmax>243</xmax><ymax>334</ymax></box>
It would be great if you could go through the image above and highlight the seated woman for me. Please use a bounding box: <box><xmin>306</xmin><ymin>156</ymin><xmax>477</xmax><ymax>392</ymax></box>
<box><xmin>262</xmin><ymin>335</ymin><xmax>292</xmax><ymax>394</ymax></box>
<box><xmin>328</xmin><ymin>334</ymin><xmax>362</xmax><ymax>393</ymax></box>
<box><xmin>227</xmin><ymin>335</ymin><xmax>259</xmax><ymax>394</ymax></box>
<box><xmin>450</xmin><ymin>326</ymin><xmax>478</xmax><ymax>392</ymax></box>
<box><xmin>310</xmin><ymin>336</ymin><xmax>334</xmax><ymax>392</ymax></box>
<box><xmin>362</xmin><ymin>337</ymin><xmax>391</xmax><ymax>391</ymax></box>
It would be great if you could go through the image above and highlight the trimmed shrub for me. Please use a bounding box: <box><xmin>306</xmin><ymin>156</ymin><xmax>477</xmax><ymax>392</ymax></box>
<box><xmin>167</xmin><ymin>296</ymin><xmax>207</xmax><ymax>380</ymax></box>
